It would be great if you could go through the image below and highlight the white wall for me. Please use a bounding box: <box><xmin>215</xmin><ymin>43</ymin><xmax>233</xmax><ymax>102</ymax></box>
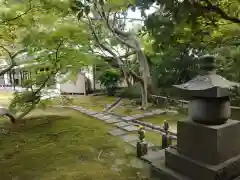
<box><xmin>57</xmin><ymin>72</ymin><xmax>86</xmax><ymax>94</ymax></box>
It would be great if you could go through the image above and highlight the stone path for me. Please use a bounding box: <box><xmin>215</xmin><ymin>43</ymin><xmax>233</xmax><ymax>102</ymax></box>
<box><xmin>54</xmin><ymin>105</ymin><xmax>177</xmax><ymax>139</ymax></box>
<box><xmin>57</xmin><ymin>105</ymin><xmax>174</xmax><ymax>149</ymax></box>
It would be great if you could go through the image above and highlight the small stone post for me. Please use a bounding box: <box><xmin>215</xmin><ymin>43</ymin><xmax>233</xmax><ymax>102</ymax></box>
<box><xmin>161</xmin><ymin>120</ymin><xmax>172</xmax><ymax>149</ymax></box>
<box><xmin>136</xmin><ymin>126</ymin><xmax>148</xmax><ymax>158</ymax></box>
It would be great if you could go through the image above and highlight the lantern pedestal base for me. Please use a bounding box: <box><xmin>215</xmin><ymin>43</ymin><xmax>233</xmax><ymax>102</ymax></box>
<box><xmin>147</xmin><ymin>148</ymin><xmax>240</xmax><ymax>180</ymax></box>
<box><xmin>178</xmin><ymin>119</ymin><xmax>240</xmax><ymax>165</ymax></box>
<box><xmin>143</xmin><ymin>119</ymin><xmax>240</xmax><ymax>180</ymax></box>
<box><xmin>165</xmin><ymin>148</ymin><xmax>240</xmax><ymax>180</ymax></box>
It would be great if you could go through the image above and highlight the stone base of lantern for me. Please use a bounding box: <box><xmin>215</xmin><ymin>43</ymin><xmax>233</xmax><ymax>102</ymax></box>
<box><xmin>177</xmin><ymin>119</ymin><xmax>240</xmax><ymax>165</ymax></box>
<box><xmin>165</xmin><ymin>148</ymin><xmax>240</xmax><ymax>180</ymax></box>
<box><xmin>143</xmin><ymin>119</ymin><xmax>240</xmax><ymax>180</ymax></box>
<box><xmin>147</xmin><ymin>148</ymin><xmax>240</xmax><ymax>180</ymax></box>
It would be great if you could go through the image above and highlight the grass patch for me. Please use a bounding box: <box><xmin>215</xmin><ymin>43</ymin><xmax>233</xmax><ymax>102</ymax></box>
<box><xmin>145</xmin><ymin>131</ymin><xmax>162</xmax><ymax>145</ymax></box>
<box><xmin>0</xmin><ymin>108</ymin><xmax>150</xmax><ymax>180</ymax></box>
<box><xmin>139</xmin><ymin>112</ymin><xmax>187</xmax><ymax>133</ymax></box>
<box><xmin>50</xmin><ymin>95</ymin><xmax>117</xmax><ymax>112</ymax></box>
<box><xmin>112</xmin><ymin>99</ymin><xmax>157</xmax><ymax>116</ymax></box>
<box><xmin>0</xmin><ymin>91</ymin><xmax>13</xmax><ymax>107</ymax></box>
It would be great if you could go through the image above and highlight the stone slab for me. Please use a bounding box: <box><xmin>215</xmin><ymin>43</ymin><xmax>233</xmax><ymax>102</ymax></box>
<box><xmin>122</xmin><ymin>116</ymin><xmax>135</xmax><ymax>121</ymax></box>
<box><xmin>92</xmin><ymin>114</ymin><xmax>101</xmax><ymax>118</ymax></box>
<box><xmin>120</xmin><ymin>134</ymin><xmax>138</xmax><ymax>142</ymax></box>
<box><xmin>143</xmin><ymin>112</ymin><xmax>154</xmax><ymax>116</ymax></box>
<box><xmin>98</xmin><ymin>116</ymin><xmax>111</xmax><ymax>120</ymax></box>
<box><xmin>114</xmin><ymin>122</ymin><xmax>129</xmax><ymax>127</ymax></box>
<box><xmin>165</xmin><ymin>147</ymin><xmax>240</xmax><ymax>180</ymax></box>
<box><xmin>131</xmin><ymin>114</ymin><xmax>145</xmax><ymax>119</ymax></box>
<box><xmin>104</xmin><ymin>118</ymin><xmax>122</xmax><ymax>124</ymax></box>
<box><xmin>121</xmin><ymin>125</ymin><xmax>138</xmax><ymax>132</ymax></box>
<box><xmin>108</xmin><ymin>128</ymin><xmax>127</xmax><ymax>136</ymax></box>
<box><xmin>153</xmin><ymin>109</ymin><xmax>166</xmax><ymax>114</ymax></box>
<box><xmin>85</xmin><ymin>111</ymin><xmax>97</xmax><ymax>115</ymax></box>
<box><xmin>178</xmin><ymin>119</ymin><xmax>240</xmax><ymax>165</ymax></box>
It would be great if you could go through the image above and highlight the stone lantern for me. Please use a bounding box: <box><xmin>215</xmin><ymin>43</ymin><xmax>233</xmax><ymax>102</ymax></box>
<box><xmin>145</xmin><ymin>55</ymin><xmax>240</xmax><ymax>180</ymax></box>
<box><xmin>174</xmin><ymin>55</ymin><xmax>236</xmax><ymax>125</ymax></box>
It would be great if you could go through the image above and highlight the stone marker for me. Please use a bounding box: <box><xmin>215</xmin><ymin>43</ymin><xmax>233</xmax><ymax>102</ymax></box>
<box><xmin>108</xmin><ymin>128</ymin><xmax>127</xmax><ymax>136</ymax></box>
<box><xmin>136</xmin><ymin>126</ymin><xmax>148</xmax><ymax>158</ymax></box>
<box><xmin>149</xmin><ymin>55</ymin><xmax>240</xmax><ymax>180</ymax></box>
<box><xmin>114</xmin><ymin>122</ymin><xmax>129</xmax><ymax>127</ymax></box>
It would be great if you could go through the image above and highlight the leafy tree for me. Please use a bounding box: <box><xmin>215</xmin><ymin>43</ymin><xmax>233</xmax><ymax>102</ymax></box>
<box><xmin>0</xmin><ymin>0</ymin><xmax>95</xmax><ymax>121</ymax></box>
<box><xmin>71</xmin><ymin>0</ymin><xmax>152</xmax><ymax>109</ymax></box>
<box><xmin>135</xmin><ymin>0</ymin><xmax>240</xmax><ymax>93</ymax></box>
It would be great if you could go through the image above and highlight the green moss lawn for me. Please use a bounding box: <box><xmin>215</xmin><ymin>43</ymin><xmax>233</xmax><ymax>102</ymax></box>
<box><xmin>51</xmin><ymin>95</ymin><xmax>117</xmax><ymax>112</ymax></box>
<box><xmin>139</xmin><ymin>112</ymin><xmax>187</xmax><ymax>133</ymax></box>
<box><xmin>0</xmin><ymin>108</ymin><xmax>151</xmax><ymax>180</ymax></box>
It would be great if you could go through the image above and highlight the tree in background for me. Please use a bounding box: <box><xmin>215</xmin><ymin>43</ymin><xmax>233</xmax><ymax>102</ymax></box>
<box><xmin>71</xmin><ymin>0</ymin><xmax>152</xmax><ymax>109</ymax></box>
<box><xmin>134</xmin><ymin>0</ymin><xmax>240</xmax><ymax>96</ymax></box>
<box><xmin>98</xmin><ymin>68</ymin><xmax>120</xmax><ymax>96</ymax></box>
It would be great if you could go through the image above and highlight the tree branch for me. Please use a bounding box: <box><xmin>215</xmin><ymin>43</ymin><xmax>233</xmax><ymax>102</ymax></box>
<box><xmin>0</xmin><ymin>46</ymin><xmax>26</xmax><ymax>76</ymax></box>
<box><xmin>98</xmin><ymin>7</ymin><xmax>137</xmax><ymax>49</ymax></box>
<box><xmin>33</xmin><ymin>39</ymin><xmax>63</xmax><ymax>96</ymax></box>
<box><xmin>193</xmin><ymin>0</ymin><xmax>240</xmax><ymax>24</ymax></box>
<box><xmin>0</xmin><ymin>0</ymin><xmax>34</xmax><ymax>24</ymax></box>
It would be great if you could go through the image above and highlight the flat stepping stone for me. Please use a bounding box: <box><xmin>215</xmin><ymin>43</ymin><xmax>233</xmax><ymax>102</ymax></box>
<box><xmin>131</xmin><ymin>114</ymin><xmax>145</xmax><ymax>119</ymax></box>
<box><xmin>115</xmin><ymin>122</ymin><xmax>129</xmax><ymax>127</ymax></box>
<box><xmin>122</xmin><ymin>116</ymin><xmax>135</xmax><ymax>121</ymax></box>
<box><xmin>120</xmin><ymin>134</ymin><xmax>138</xmax><ymax>142</ymax></box>
<box><xmin>72</xmin><ymin>107</ymin><xmax>84</xmax><ymax>111</ymax></box>
<box><xmin>153</xmin><ymin>109</ymin><xmax>165</xmax><ymax>114</ymax></box>
<box><xmin>85</xmin><ymin>111</ymin><xmax>97</xmax><ymax>115</ymax></box>
<box><xmin>109</xmin><ymin>128</ymin><xmax>127</xmax><ymax>136</ymax></box>
<box><xmin>144</xmin><ymin>112</ymin><xmax>154</xmax><ymax>116</ymax></box>
<box><xmin>100</xmin><ymin>115</ymin><xmax>112</xmax><ymax>120</ymax></box>
<box><xmin>105</xmin><ymin>118</ymin><xmax>122</xmax><ymax>124</ymax></box>
<box><xmin>121</xmin><ymin>125</ymin><xmax>138</xmax><ymax>132</ymax></box>
<box><xmin>92</xmin><ymin>114</ymin><xmax>101</xmax><ymax>118</ymax></box>
<box><xmin>98</xmin><ymin>115</ymin><xmax>111</xmax><ymax>120</ymax></box>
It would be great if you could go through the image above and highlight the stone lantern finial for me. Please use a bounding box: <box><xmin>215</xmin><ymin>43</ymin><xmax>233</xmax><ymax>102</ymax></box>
<box><xmin>199</xmin><ymin>55</ymin><xmax>216</xmax><ymax>73</ymax></box>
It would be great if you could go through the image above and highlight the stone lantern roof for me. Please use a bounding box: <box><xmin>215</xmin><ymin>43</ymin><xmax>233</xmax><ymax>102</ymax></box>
<box><xmin>173</xmin><ymin>55</ymin><xmax>237</xmax><ymax>98</ymax></box>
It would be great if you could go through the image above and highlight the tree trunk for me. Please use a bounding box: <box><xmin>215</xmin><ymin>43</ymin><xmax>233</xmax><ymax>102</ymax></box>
<box><xmin>137</xmin><ymin>48</ymin><xmax>151</xmax><ymax>109</ymax></box>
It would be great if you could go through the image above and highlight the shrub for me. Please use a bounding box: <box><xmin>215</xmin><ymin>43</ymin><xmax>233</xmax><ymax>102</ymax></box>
<box><xmin>98</xmin><ymin>69</ymin><xmax>120</xmax><ymax>96</ymax></box>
